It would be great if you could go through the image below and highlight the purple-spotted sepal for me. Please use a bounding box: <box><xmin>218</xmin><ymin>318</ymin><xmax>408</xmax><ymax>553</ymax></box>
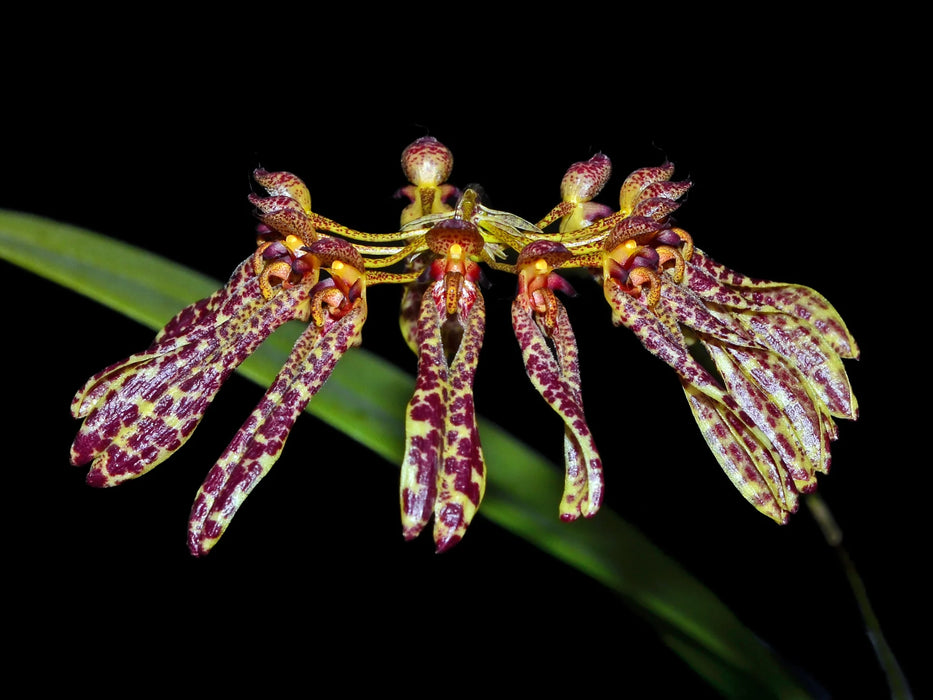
<box><xmin>598</xmin><ymin>163</ymin><xmax>857</xmax><ymax>522</ymax></box>
<box><xmin>70</xmin><ymin>258</ymin><xmax>315</xmax><ymax>487</ymax></box>
<box><xmin>400</xmin><ymin>219</ymin><xmax>487</xmax><ymax>552</ymax></box>
<box><xmin>512</xmin><ymin>241</ymin><xmax>603</xmax><ymax>520</ymax></box>
<box><xmin>188</xmin><ymin>238</ymin><xmax>367</xmax><ymax>555</ymax></box>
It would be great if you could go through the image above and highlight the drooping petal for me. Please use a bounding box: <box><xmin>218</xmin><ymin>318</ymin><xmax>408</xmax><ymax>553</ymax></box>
<box><xmin>400</xmin><ymin>283</ymin><xmax>488</xmax><ymax>552</ymax></box>
<box><xmin>681</xmin><ymin>257</ymin><xmax>860</xmax><ymax>426</ymax></box>
<box><xmin>728</xmin><ymin>307</ymin><xmax>858</xmax><ymax>421</ymax></box>
<box><xmin>70</xmin><ymin>259</ymin><xmax>313</xmax><ymax>487</ymax></box>
<box><xmin>71</xmin><ymin>259</ymin><xmax>261</xmax><ymax>418</ymax></box>
<box><xmin>400</xmin><ymin>289</ymin><xmax>448</xmax><ymax>541</ymax></box>
<box><xmin>155</xmin><ymin>262</ymin><xmax>266</xmax><ymax>344</ymax></box>
<box><xmin>655</xmin><ymin>276</ymin><xmax>832</xmax><ymax>486</ymax></box>
<box><xmin>682</xmin><ymin>383</ymin><xmax>797</xmax><ymax>522</ymax></box>
<box><xmin>604</xmin><ymin>280</ymin><xmax>797</xmax><ymax>520</ymax></box>
<box><xmin>686</xmin><ymin>251</ymin><xmax>859</xmax><ymax>360</ymax></box>
<box><xmin>187</xmin><ymin>297</ymin><xmax>366</xmax><ymax>556</ymax></box>
<box><xmin>434</xmin><ymin>290</ymin><xmax>487</xmax><ymax>552</ymax></box>
<box><xmin>674</xmin><ymin>253</ymin><xmax>856</xmax><ymax>458</ymax></box>
<box><xmin>657</xmin><ymin>276</ymin><xmax>760</xmax><ymax>348</ymax></box>
<box><xmin>551</xmin><ymin>303</ymin><xmax>605</xmax><ymax>519</ymax></box>
<box><xmin>511</xmin><ymin>297</ymin><xmax>603</xmax><ymax>520</ymax></box>
<box><xmin>683</xmin><ymin>254</ymin><xmax>858</xmax><ymax>420</ymax></box>
<box><xmin>670</xmin><ymin>253</ymin><xmax>857</xmax><ymax>451</ymax></box>
<box><xmin>704</xmin><ymin>343</ymin><xmax>820</xmax><ymax>490</ymax></box>
<box><xmin>603</xmin><ymin>279</ymin><xmax>726</xmax><ymax>400</ymax></box>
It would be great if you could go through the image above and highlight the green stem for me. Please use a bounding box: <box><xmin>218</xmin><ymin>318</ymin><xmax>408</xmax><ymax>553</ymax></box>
<box><xmin>805</xmin><ymin>493</ymin><xmax>913</xmax><ymax>699</ymax></box>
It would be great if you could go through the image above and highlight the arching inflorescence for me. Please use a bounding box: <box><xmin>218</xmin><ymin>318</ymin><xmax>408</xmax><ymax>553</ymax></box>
<box><xmin>70</xmin><ymin>137</ymin><xmax>859</xmax><ymax>555</ymax></box>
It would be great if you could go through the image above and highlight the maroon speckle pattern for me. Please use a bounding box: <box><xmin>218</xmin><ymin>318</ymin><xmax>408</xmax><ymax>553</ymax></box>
<box><xmin>400</xmin><ymin>277</ymin><xmax>487</xmax><ymax>551</ymax></box>
<box><xmin>512</xmin><ymin>296</ymin><xmax>603</xmax><ymax>519</ymax></box>
<box><xmin>188</xmin><ymin>297</ymin><xmax>366</xmax><ymax>555</ymax></box>
<box><xmin>71</xmin><ymin>260</ymin><xmax>314</xmax><ymax>486</ymax></box>
<box><xmin>560</xmin><ymin>152</ymin><xmax>612</xmax><ymax>202</ymax></box>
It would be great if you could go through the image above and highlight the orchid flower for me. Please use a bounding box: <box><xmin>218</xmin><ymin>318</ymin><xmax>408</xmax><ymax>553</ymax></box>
<box><xmin>72</xmin><ymin>170</ymin><xmax>369</xmax><ymax>556</ymax></box>
<box><xmin>593</xmin><ymin>163</ymin><xmax>859</xmax><ymax>522</ymax></box>
<box><xmin>70</xmin><ymin>135</ymin><xmax>858</xmax><ymax>553</ymax></box>
<box><xmin>398</xmin><ymin>211</ymin><xmax>488</xmax><ymax>552</ymax></box>
<box><xmin>512</xmin><ymin>240</ymin><xmax>603</xmax><ymax>521</ymax></box>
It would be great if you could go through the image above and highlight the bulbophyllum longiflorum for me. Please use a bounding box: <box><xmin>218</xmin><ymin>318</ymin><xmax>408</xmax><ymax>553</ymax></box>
<box><xmin>71</xmin><ymin>137</ymin><xmax>858</xmax><ymax>555</ymax></box>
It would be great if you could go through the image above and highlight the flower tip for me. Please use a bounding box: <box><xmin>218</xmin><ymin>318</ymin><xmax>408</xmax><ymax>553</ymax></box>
<box><xmin>85</xmin><ymin>470</ymin><xmax>108</xmax><ymax>489</ymax></box>
<box><xmin>434</xmin><ymin>533</ymin><xmax>462</xmax><ymax>554</ymax></box>
<box><xmin>189</xmin><ymin>542</ymin><xmax>211</xmax><ymax>558</ymax></box>
<box><xmin>188</xmin><ymin>544</ymin><xmax>210</xmax><ymax>558</ymax></box>
<box><xmin>84</xmin><ymin>460</ymin><xmax>131</xmax><ymax>488</ymax></box>
<box><xmin>186</xmin><ymin>527</ymin><xmax>215</xmax><ymax>558</ymax></box>
<box><xmin>402</xmin><ymin>527</ymin><xmax>422</xmax><ymax>543</ymax></box>
<box><xmin>253</xmin><ymin>168</ymin><xmax>312</xmax><ymax>214</ymax></box>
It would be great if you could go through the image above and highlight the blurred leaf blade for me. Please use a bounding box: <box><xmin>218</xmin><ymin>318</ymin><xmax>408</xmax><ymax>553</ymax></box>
<box><xmin>1</xmin><ymin>209</ymin><xmax>817</xmax><ymax>698</ymax></box>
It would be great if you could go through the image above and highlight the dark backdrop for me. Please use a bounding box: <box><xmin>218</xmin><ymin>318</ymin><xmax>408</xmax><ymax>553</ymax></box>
<box><xmin>3</xmin><ymin>54</ymin><xmax>919</xmax><ymax>697</ymax></box>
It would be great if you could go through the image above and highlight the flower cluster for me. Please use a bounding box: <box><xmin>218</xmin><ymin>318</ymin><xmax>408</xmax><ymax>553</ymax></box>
<box><xmin>71</xmin><ymin>137</ymin><xmax>858</xmax><ymax>554</ymax></box>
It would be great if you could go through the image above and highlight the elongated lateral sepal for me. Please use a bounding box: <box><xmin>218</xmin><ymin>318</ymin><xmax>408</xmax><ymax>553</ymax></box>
<box><xmin>512</xmin><ymin>298</ymin><xmax>603</xmax><ymax>519</ymax></box>
<box><xmin>401</xmin><ymin>280</ymin><xmax>487</xmax><ymax>552</ymax></box>
<box><xmin>604</xmin><ymin>280</ymin><xmax>798</xmax><ymax>519</ymax></box>
<box><xmin>434</xmin><ymin>292</ymin><xmax>486</xmax><ymax>552</ymax></box>
<box><xmin>71</xmin><ymin>260</ymin><xmax>314</xmax><ymax>487</ymax></box>
<box><xmin>687</xmin><ymin>251</ymin><xmax>859</xmax><ymax>360</ymax></box>
<box><xmin>400</xmin><ymin>290</ymin><xmax>448</xmax><ymax>540</ymax></box>
<box><xmin>188</xmin><ymin>297</ymin><xmax>366</xmax><ymax>556</ymax></box>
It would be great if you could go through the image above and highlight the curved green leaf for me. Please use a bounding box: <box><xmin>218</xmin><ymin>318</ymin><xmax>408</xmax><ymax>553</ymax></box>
<box><xmin>0</xmin><ymin>209</ymin><xmax>817</xmax><ymax>698</ymax></box>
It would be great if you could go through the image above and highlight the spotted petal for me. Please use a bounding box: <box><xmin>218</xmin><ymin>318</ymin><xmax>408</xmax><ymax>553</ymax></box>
<box><xmin>687</xmin><ymin>251</ymin><xmax>859</xmax><ymax>361</ymax></box>
<box><xmin>604</xmin><ymin>280</ymin><xmax>797</xmax><ymax>520</ymax></box>
<box><xmin>670</xmin><ymin>260</ymin><xmax>854</xmax><ymax>438</ymax></box>
<box><xmin>684</xmin><ymin>263</ymin><xmax>858</xmax><ymax>424</ymax></box>
<box><xmin>704</xmin><ymin>343</ymin><xmax>822</xmax><ymax>490</ymax></box>
<box><xmin>511</xmin><ymin>297</ymin><xmax>603</xmax><ymax>520</ymax></box>
<box><xmin>657</xmin><ymin>277</ymin><xmax>831</xmax><ymax>484</ymax></box>
<box><xmin>399</xmin><ymin>288</ymin><xmax>446</xmax><ymax>539</ymax></box>
<box><xmin>683</xmin><ymin>383</ymin><xmax>798</xmax><ymax>522</ymax></box>
<box><xmin>727</xmin><ymin>307</ymin><xmax>858</xmax><ymax>421</ymax></box>
<box><xmin>70</xmin><ymin>259</ymin><xmax>313</xmax><ymax>487</ymax></box>
<box><xmin>187</xmin><ymin>296</ymin><xmax>366</xmax><ymax>556</ymax></box>
<box><xmin>400</xmin><ymin>285</ymin><xmax>487</xmax><ymax>552</ymax></box>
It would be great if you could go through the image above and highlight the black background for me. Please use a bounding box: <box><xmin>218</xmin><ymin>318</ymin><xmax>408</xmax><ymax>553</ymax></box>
<box><xmin>3</xmin><ymin>38</ymin><xmax>921</xmax><ymax>698</ymax></box>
